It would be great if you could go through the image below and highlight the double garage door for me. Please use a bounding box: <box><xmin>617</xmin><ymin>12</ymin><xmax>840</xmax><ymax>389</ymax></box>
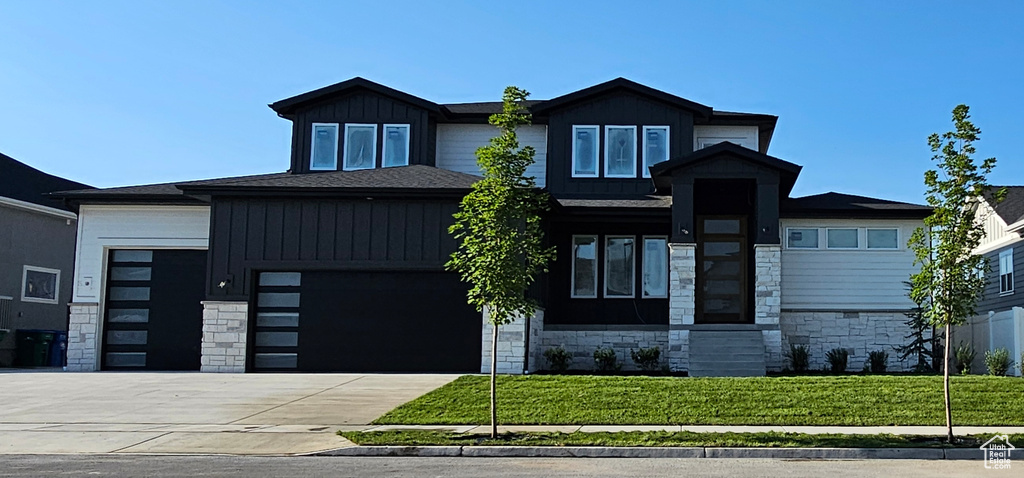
<box><xmin>102</xmin><ymin>251</ymin><xmax>482</xmax><ymax>372</ymax></box>
<box><xmin>252</xmin><ymin>270</ymin><xmax>481</xmax><ymax>372</ymax></box>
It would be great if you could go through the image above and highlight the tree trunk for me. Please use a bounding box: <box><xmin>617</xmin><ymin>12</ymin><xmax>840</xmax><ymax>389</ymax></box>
<box><xmin>490</xmin><ymin>322</ymin><xmax>499</xmax><ymax>439</ymax></box>
<box><xmin>943</xmin><ymin>323</ymin><xmax>953</xmax><ymax>444</ymax></box>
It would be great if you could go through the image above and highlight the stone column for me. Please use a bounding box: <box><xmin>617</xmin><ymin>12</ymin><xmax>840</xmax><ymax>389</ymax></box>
<box><xmin>200</xmin><ymin>301</ymin><xmax>248</xmax><ymax>373</ymax></box>
<box><xmin>481</xmin><ymin>307</ymin><xmax>543</xmax><ymax>374</ymax></box>
<box><xmin>755</xmin><ymin>244</ymin><xmax>783</xmax><ymax>371</ymax></box>
<box><xmin>667</xmin><ymin>243</ymin><xmax>696</xmax><ymax>372</ymax></box>
<box><xmin>66</xmin><ymin>302</ymin><xmax>100</xmax><ymax>371</ymax></box>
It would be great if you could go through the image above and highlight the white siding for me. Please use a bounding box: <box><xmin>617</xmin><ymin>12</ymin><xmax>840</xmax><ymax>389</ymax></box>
<box><xmin>780</xmin><ymin>218</ymin><xmax>922</xmax><ymax>310</ymax></box>
<box><xmin>435</xmin><ymin>124</ymin><xmax>547</xmax><ymax>187</ymax></box>
<box><xmin>975</xmin><ymin>198</ymin><xmax>1020</xmax><ymax>255</ymax></box>
<box><xmin>693</xmin><ymin>125</ymin><xmax>759</xmax><ymax>152</ymax></box>
<box><xmin>72</xmin><ymin>205</ymin><xmax>210</xmax><ymax>302</ymax></box>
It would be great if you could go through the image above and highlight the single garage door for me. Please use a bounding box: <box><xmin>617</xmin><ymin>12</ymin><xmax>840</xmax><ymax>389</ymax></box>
<box><xmin>101</xmin><ymin>249</ymin><xmax>206</xmax><ymax>371</ymax></box>
<box><xmin>251</xmin><ymin>270</ymin><xmax>481</xmax><ymax>372</ymax></box>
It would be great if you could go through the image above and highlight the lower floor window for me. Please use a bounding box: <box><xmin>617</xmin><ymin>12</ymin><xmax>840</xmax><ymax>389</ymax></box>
<box><xmin>571</xmin><ymin>235</ymin><xmax>598</xmax><ymax>298</ymax></box>
<box><xmin>642</xmin><ymin>237</ymin><xmax>668</xmax><ymax>297</ymax></box>
<box><xmin>605</xmin><ymin>236</ymin><xmax>636</xmax><ymax>298</ymax></box>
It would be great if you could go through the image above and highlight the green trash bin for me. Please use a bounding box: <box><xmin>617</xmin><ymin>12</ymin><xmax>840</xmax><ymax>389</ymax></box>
<box><xmin>14</xmin><ymin>330</ymin><xmax>55</xmax><ymax>367</ymax></box>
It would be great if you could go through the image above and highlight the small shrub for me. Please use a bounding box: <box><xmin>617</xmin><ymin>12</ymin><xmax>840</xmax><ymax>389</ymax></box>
<box><xmin>630</xmin><ymin>346</ymin><xmax>661</xmax><ymax>372</ymax></box>
<box><xmin>785</xmin><ymin>344</ymin><xmax>810</xmax><ymax>372</ymax></box>
<box><xmin>984</xmin><ymin>348</ymin><xmax>1013</xmax><ymax>376</ymax></box>
<box><xmin>543</xmin><ymin>346</ymin><xmax>572</xmax><ymax>372</ymax></box>
<box><xmin>1020</xmin><ymin>352</ymin><xmax>1024</xmax><ymax>376</ymax></box>
<box><xmin>825</xmin><ymin>348</ymin><xmax>849</xmax><ymax>373</ymax></box>
<box><xmin>593</xmin><ymin>347</ymin><xmax>620</xmax><ymax>372</ymax></box>
<box><xmin>954</xmin><ymin>342</ymin><xmax>976</xmax><ymax>375</ymax></box>
<box><xmin>868</xmin><ymin>349</ymin><xmax>889</xmax><ymax>373</ymax></box>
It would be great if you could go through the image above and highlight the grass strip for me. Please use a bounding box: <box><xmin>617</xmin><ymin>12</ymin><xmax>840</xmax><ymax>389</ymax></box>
<box><xmin>375</xmin><ymin>375</ymin><xmax>1024</xmax><ymax>426</ymax></box>
<box><xmin>341</xmin><ymin>430</ymin><xmax>1024</xmax><ymax>449</ymax></box>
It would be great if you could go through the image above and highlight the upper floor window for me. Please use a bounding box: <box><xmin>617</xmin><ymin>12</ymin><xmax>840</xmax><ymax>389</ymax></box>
<box><xmin>1000</xmin><ymin>248</ymin><xmax>1014</xmax><ymax>295</ymax></box>
<box><xmin>826</xmin><ymin>228</ymin><xmax>859</xmax><ymax>249</ymax></box>
<box><xmin>642</xmin><ymin>126</ymin><xmax>669</xmax><ymax>178</ymax></box>
<box><xmin>343</xmin><ymin>124</ymin><xmax>377</xmax><ymax>171</ymax></box>
<box><xmin>310</xmin><ymin>123</ymin><xmax>339</xmax><ymax>171</ymax></box>
<box><xmin>605</xmin><ymin>126</ymin><xmax>637</xmax><ymax>178</ymax></box>
<box><xmin>572</xmin><ymin>126</ymin><xmax>599</xmax><ymax>178</ymax></box>
<box><xmin>867</xmin><ymin>228</ymin><xmax>899</xmax><ymax>249</ymax></box>
<box><xmin>383</xmin><ymin>124</ymin><xmax>410</xmax><ymax>167</ymax></box>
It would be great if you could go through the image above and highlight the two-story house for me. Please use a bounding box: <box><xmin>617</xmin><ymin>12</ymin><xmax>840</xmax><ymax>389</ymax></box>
<box><xmin>55</xmin><ymin>77</ymin><xmax>930</xmax><ymax>375</ymax></box>
<box><xmin>956</xmin><ymin>187</ymin><xmax>1024</xmax><ymax>375</ymax></box>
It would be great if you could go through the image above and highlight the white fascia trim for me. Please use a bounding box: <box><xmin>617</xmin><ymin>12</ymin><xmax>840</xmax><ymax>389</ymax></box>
<box><xmin>641</xmin><ymin>126</ymin><xmax>670</xmax><ymax>179</ymax></box>
<box><xmin>382</xmin><ymin>124</ymin><xmax>411</xmax><ymax>167</ymax></box>
<box><xmin>0</xmin><ymin>195</ymin><xmax>77</xmax><ymax>220</ymax></box>
<box><xmin>310</xmin><ymin>123</ymin><xmax>340</xmax><ymax>171</ymax></box>
<box><xmin>604</xmin><ymin>125</ymin><xmax>637</xmax><ymax>178</ymax></box>
<box><xmin>975</xmin><ymin>234</ymin><xmax>1024</xmax><ymax>256</ymax></box>
<box><xmin>1008</xmin><ymin>219</ymin><xmax>1024</xmax><ymax>233</ymax></box>
<box><xmin>570</xmin><ymin>125</ymin><xmax>599</xmax><ymax>178</ymax></box>
<box><xmin>342</xmin><ymin>123</ymin><xmax>378</xmax><ymax>171</ymax></box>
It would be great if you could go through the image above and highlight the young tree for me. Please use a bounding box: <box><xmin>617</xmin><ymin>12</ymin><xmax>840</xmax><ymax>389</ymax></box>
<box><xmin>446</xmin><ymin>86</ymin><xmax>555</xmax><ymax>439</ymax></box>
<box><xmin>908</xmin><ymin>104</ymin><xmax>1003</xmax><ymax>444</ymax></box>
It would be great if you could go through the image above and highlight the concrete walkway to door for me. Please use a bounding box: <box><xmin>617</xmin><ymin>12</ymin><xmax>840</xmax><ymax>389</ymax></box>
<box><xmin>0</xmin><ymin>372</ymin><xmax>458</xmax><ymax>455</ymax></box>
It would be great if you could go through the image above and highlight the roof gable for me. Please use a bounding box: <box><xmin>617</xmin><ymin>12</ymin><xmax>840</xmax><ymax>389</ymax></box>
<box><xmin>269</xmin><ymin>77</ymin><xmax>443</xmax><ymax>116</ymax></box>
<box><xmin>1</xmin><ymin>152</ymin><xmax>91</xmax><ymax>211</ymax></box>
<box><xmin>649</xmin><ymin>141</ymin><xmax>801</xmax><ymax>195</ymax></box>
<box><xmin>531</xmin><ymin>78</ymin><xmax>712</xmax><ymax>117</ymax></box>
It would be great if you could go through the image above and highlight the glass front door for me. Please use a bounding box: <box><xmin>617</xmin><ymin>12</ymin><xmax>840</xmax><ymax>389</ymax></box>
<box><xmin>696</xmin><ymin>216</ymin><xmax>749</xmax><ymax>324</ymax></box>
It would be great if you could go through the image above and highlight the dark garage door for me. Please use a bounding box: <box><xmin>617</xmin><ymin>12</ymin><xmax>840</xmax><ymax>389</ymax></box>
<box><xmin>101</xmin><ymin>249</ymin><xmax>206</xmax><ymax>371</ymax></box>
<box><xmin>251</xmin><ymin>270</ymin><xmax>481</xmax><ymax>372</ymax></box>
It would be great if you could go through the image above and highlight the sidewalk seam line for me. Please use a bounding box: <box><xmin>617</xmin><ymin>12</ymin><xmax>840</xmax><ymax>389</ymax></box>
<box><xmin>107</xmin><ymin>431</ymin><xmax>173</xmax><ymax>453</ymax></box>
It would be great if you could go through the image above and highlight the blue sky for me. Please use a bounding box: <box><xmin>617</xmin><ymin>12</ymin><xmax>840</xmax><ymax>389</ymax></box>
<box><xmin>1</xmin><ymin>1</ymin><xmax>1021</xmax><ymax>202</ymax></box>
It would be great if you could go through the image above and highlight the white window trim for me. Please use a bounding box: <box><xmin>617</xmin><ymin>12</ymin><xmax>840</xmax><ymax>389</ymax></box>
<box><xmin>785</xmin><ymin>227</ymin><xmax>821</xmax><ymax>250</ymax></box>
<box><xmin>604</xmin><ymin>125</ymin><xmax>637</xmax><ymax>178</ymax></box>
<box><xmin>825</xmin><ymin>228</ymin><xmax>861</xmax><ymax>250</ymax></box>
<box><xmin>570</xmin><ymin>235</ymin><xmax>598</xmax><ymax>299</ymax></box>
<box><xmin>603</xmin><ymin>235</ymin><xmax>636</xmax><ymax>299</ymax></box>
<box><xmin>641</xmin><ymin>235</ymin><xmax>668</xmax><ymax>298</ymax></box>
<box><xmin>571</xmin><ymin>125</ymin><xmax>600</xmax><ymax>178</ymax></box>
<box><xmin>21</xmin><ymin>265</ymin><xmax>60</xmax><ymax>305</ymax></box>
<box><xmin>866</xmin><ymin>228</ymin><xmax>900</xmax><ymax>250</ymax></box>
<box><xmin>381</xmin><ymin>124</ymin><xmax>411</xmax><ymax>168</ymax></box>
<box><xmin>697</xmin><ymin>137</ymin><xmax>746</xmax><ymax>149</ymax></box>
<box><xmin>641</xmin><ymin>126</ymin><xmax>670</xmax><ymax>179</ymax></box>
<box><xmin>309</xmin><ymin>123</ymin><xmax>339</xmax><ymax>171</ymax></box>
<box><xmin>342</xmin><ymin>123</ymin><xmax>378</xmax><ymax>171</ymax></box>
<box><xmin>999</xmin><ymin>248</ymin><xmax>1014</xmax><ymax>295</ymax></box>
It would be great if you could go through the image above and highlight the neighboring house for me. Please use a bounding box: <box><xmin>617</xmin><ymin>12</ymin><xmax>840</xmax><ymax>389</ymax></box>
<box><xmin>0</xmin><ymin>152</ymin><xmax>90</xmax><ymax>366</ymax></box>
<box><xmin>54</xmin><ymin>77</ymin><xmax>930</xmax><ymax>375</ymax></box>
<box><xmin>956</xmin><ymin>187</ymin><xmax>1024</xmax><ymax>375</ymax></box>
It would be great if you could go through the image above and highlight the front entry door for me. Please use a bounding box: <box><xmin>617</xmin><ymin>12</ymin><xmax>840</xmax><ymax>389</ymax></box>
<box><xmin>695</xmin><ymin>216</ymin><xmax>750</xmax><ymax>324</ymax></box>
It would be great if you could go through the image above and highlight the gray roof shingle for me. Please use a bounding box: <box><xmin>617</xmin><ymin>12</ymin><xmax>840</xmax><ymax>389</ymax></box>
<box><xmin>986</xmin><ymin>186</ymin><xmax>1024</xmax><ymax>225</ymax></box>
<box><xmin>179</xmin><ymin>165</ymin><xmax>481</xmax><ymax>190</ymax></box>
<box><xmin>782</xmin><ymin>192</ymin><xmax>931</xmax><ymax>217</ymax></box>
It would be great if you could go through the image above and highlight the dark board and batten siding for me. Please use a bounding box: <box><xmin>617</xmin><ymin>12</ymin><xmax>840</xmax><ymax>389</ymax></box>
<box><xmin>545</xmin><ymin>91</ymin><xmax>695</xmax><ymax>197</ymax></box>
<box><xmin>207</xmin><ymin>197</ymin><xmax>460</xmax><ymax>299</ymax></box>
<box><xmin>290</xmin><ymin>91</ymin><xmax>434</xmax><ymax>173</ymax></box>
<box><xmin>977</xmin><ymin>243</ymin><xmax>1024</xmax><ymax>313</ymax></box>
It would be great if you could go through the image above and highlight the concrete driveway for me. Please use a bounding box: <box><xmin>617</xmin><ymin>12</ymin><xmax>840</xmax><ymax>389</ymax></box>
<box><xmin>0</xmin><ymin>372</ymin><xmax>458</xmax><ymax>455</ymax></box>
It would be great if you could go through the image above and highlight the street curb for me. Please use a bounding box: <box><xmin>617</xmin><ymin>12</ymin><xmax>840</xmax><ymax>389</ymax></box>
<box><xmin>314</xmin><ymin>446</ymin><xmax>985</xmax><ymax>459</ymax></box>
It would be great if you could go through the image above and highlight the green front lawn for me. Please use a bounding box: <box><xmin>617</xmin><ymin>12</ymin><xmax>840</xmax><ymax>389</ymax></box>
<box><xmin>374</xmin><ymin>375</ymin><xmax>1024</xmax><ymax>426</ymax></box>
<box><xmin>341</xmin><ymin>430</ymin><xmax>1024</xmax><ymax>448</ymax></box>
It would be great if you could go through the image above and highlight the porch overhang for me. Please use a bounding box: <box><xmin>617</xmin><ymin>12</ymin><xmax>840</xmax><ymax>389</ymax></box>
<box><xmin>649</xmin><ymin>141</ymin><xmax>802</xmax><ymax>197</ymax></box>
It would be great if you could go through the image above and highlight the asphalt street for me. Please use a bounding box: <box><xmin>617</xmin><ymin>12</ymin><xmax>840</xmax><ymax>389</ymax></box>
<box><xmin>0</xmin><ymin>455</ymin><xmax>999</xmax><ymax>477</ymax></box>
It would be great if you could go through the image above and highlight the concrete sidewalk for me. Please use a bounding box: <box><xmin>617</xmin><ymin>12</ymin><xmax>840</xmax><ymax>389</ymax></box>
<box><xmin>0</xmin><ymin>372</ymin><xmax>458</xmax><ymax>455</ymax></box>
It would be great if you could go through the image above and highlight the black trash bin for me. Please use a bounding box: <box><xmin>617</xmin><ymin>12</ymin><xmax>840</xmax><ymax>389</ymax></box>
<box><xmin>14</xmin><ymin>330</ymin><xmax>55</xmax><ymax>367</ymax></box>
<box><xmin>48</xmin><ymin>331</ymin><xmax>68</xmax><ymax>367</ymax></box>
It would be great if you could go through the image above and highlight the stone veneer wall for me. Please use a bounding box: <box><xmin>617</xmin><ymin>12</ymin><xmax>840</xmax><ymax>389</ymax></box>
<box><xmin>66</xmin><ymin>302</ymin><xmax>100</xmax><ymax>371</ymax></box>
<box><xmin>667</xmin><ymin>243</ymin><xmax>696</xmax><ymax>372</ymax></box>
<box><xmin>754</xmin><ymin>245</ymin><xmax>783</xmax><ymax>371</ymax></box>
<box><xmin>780</xmin><ymin>311</ymin><xmax>913</xmax><ymax>372</ymax></box>
<box><xmin>481</xmin><ymin>308</ymin><xmax>542</xmax><ymax>374</ymax></box>
<box><xmin>534</xmin><ymin>329</ymin><xmax>669</xmax><ymax>371</ymax></box>
<box><xmin>200</xmin><ymin>301</ymin><xmax>248</xmax><ymax>373</ymax></box>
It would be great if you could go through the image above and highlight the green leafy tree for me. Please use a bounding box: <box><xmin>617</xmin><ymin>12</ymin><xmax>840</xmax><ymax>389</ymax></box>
<box><xmin>446</xmin><ymin>86</ymin><xmax>555</xmax><ymax>439</ymax></box>
<box><xmin>908</xmin><ymin>104</ymin><xmax>1004</xmax><ymax>443</ymax></box>
<box><xmin>895</xmin><ymin>282</ymin><xmax>942</xmax><ymax>373</ymax></box>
